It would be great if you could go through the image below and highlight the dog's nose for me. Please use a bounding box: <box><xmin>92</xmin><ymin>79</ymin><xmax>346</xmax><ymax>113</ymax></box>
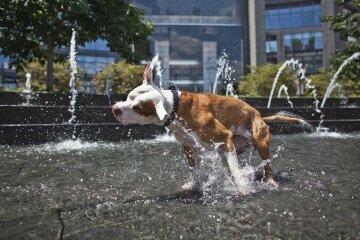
<box><xmin>112</xmin><ymin>106</ymin><xmax>122</xmax><ymax>116</ymax></box>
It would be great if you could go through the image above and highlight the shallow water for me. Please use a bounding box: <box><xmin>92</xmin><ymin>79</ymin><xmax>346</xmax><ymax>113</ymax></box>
<box><xmin>0</xmin><ymin>133</ymin><xmax>359</xmax><ymax>239</ymax></box>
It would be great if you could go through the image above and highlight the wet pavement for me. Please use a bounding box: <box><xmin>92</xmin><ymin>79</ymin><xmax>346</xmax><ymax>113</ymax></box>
<box><xmin>0</xmin><ymin>133</ymin><xmax>360</xmax><ymax>239</ymax></box>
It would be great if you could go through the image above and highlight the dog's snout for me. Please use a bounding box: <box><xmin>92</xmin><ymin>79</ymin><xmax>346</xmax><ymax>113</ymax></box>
<box><xmin>112</xmin><ymin>105</ymin><xmax>122</xmax><ymax>116</ymax></box>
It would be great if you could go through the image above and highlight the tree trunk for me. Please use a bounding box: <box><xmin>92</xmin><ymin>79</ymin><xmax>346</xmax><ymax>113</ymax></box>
<box><xmin>46</xmin><ymin>40</ymin><xmax>54</xmax><ymax>91</ymax></box>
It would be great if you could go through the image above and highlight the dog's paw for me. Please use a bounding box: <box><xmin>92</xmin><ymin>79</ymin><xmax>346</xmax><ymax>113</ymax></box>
<box><xmin>267</xmin><ymin>178</ymin><xmax>279</xmax><ymax>188</ymax></box>
<box><xmin>180</xmin><ymin>181</ymin><xmax>199</xmax><ymax>192</ymax></box>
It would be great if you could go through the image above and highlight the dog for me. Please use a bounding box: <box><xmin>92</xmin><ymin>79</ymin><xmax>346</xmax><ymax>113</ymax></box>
<box><xmin>112</xmin><ymin>63</ymin><xmax>306</xmax><ymax>193</ymax></box>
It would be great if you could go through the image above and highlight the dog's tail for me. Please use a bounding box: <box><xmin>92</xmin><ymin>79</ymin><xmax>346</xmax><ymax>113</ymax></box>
<box><xmin>262</xmin><ymin>115</ymin><xmax>307</xmax><ymax>124</ymax></box>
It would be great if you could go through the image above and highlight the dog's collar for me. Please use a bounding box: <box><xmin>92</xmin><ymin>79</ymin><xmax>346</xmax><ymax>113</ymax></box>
<box><xmin>164</xmin><ymin>83</ymin><xmax>179</xmax><ymax>127</ymax></box>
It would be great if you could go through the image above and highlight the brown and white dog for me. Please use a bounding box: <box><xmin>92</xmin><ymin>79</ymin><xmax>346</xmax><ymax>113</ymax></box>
<box><xmin>112</xmin><ymin>63</ymin><xmax>306</xmax><ymax>194</ymax></box>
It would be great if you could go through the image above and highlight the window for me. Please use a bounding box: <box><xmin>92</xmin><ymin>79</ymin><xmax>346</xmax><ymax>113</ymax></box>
<box><xmin>77</xmin><ymin>56</ymin><xmax>115</xmax><ymax>74</ymax></box>
<box><xmin>267</xmin><ymin>56</ymin><xmax>278</xmax><ymax>64</ymax></box>
<box><xmin>266</xmin><ymin>1</ymin><xmax>322</xmax><ymax>30</ymax></box>
<box><xmin>283</xmin><ymin>32</ymin><xmax>322</xmax><ymax>52</ymax></box>
<box><xmin>132</xmin><ymin>0</ymin><xmax>243</xmax><ymax>17</ymax></box>
<box><xmin>266</xmin><ymin>35</ymin><xmax>277</xmax><ymax>53</ymax></box>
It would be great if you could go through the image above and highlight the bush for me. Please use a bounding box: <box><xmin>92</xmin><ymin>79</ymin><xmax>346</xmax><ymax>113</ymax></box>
<box><xmin>92</xmin><ymin>61</ymin><xmax>144</xmax><ymax>94</ymax></box>
<box><xmin>238</xmin><ymin>64</ymin><xmax>296</xmax><ymax>97</ymax></box>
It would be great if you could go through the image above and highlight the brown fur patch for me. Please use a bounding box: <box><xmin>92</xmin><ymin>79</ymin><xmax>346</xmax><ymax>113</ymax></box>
<box><xmin>133</xmin><ymin>100</ymin><xmax>156</xmax><ymax>117</ymax></box>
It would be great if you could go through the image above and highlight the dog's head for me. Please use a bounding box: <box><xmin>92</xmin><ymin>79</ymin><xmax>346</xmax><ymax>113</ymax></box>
<box><xmin>112</xmin><ymin>64</ymin><xmax>169</xmax><ymax>125</ymax></box>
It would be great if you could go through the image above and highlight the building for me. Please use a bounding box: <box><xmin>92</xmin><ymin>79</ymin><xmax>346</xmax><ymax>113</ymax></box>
<box><xmin>132</xmin><ymin>0</ymin><xmax>246</xmax><ymax>93</ymax></box>
<box><xmin>0</xmin><ymin>0</ymin><xmax>344</xmax><ymax>92</ymax></box>
<box><xmin>262</xmin><ymin>0</ymin><xmax>342</xmax><ymax>73</ymax></box>
<box><xmin>132</xmin><ymin>0</ymin><xmax>343</xmax><ymax>91</ymax></box>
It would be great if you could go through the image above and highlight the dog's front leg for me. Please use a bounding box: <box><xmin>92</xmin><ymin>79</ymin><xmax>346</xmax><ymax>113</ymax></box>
<box><xmin>181</xmin><ymin>145</ymin><xmax>200</xmax><ymax>191</ymax></box>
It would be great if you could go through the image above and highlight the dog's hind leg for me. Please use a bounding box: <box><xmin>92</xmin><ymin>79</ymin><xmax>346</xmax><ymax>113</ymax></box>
<box><xmin>181</xmin><ymin>145</ymin><xmax>200</xmax><ymax>191</ymax></box>
<box><xmin>200</xmin><ymin>118</ymin><xmax>252</xmax><ymax>194</ymax></box>
<box><xmin>251</xmin><ymin>116</ymin><xmax>277</xmax><ymax>185</ymax></box>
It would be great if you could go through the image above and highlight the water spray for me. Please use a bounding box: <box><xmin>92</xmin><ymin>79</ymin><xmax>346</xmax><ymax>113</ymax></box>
<box><xmin>321</xmin><ymin>52</ymin><xmax>360</xmax><ymax>108</ymax></box>
<box><xmin>68</xmin><ymin>29</ymin><xmax>78</xmax><ymax>139</ymax></box>
<box><xmin>277</xmin><ymin>84</ymin><xmax>294</xmax><ymax>108</ymax></box>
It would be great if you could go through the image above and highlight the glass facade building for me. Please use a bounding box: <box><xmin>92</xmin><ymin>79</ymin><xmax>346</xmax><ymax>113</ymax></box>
<box><xmin>133</xmin><ymin>0</ymin><xmax>245</xmax><ymax>92</ymax></box>
<box><xmin>77</xmin><ymin>39</ymin><xmax>117</xmax><ymax>74</ymax></box>
<box><xmin>266</xmin><ymin>2</ymin><xmax>321</xmax><ymax>30</ymax></box>
<box><xmin>265</xmin><ymin>0</ymin><xmax>324</xmax><ymax>73</ymax></box>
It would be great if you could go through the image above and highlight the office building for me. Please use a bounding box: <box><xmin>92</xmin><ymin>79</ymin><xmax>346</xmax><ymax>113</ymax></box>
<box><xmin>0</xmin><ymin>0</ymin><xmax>343</xmax><ymax>92</ymax></box>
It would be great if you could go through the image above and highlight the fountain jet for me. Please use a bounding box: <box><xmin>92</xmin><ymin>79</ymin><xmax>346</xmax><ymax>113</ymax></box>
<box><xmin>320</xmin><ymin>52</ymin><xmax>360</xmax><ymax>108</ymax></box>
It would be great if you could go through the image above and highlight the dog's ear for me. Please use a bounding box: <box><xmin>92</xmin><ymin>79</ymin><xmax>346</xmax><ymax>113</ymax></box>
<box><xmin>143</xmin><ymin>63</ymin><xmax>152</xmax><ymax>85</ymax></box>
<box><xmin>155</xmin><ymin>101</ymin><xmax>168</xmax><ymax>121</ymax></box>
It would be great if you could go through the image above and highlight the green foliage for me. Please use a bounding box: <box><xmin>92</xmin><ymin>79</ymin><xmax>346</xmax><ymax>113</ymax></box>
<box><xmin>0</xmin><ymin>0</ymin><xmax>153</xmax><ymax>89</ymax></box>
<box><xmin>308</xmin><ymin>68</ymin><xmax>360</xmax><ymax>97</ymax></box>
<box><xmin>18</xmin><ymin>61</ymin><xmax>83</xmax><ymax>92</ymax></box>
<box><xmin>306</xmin><ymin>68</ymin><xmax>335</xmax><ymax>97</ymax></box>
<box><xmin>238</xmin><ymin>64</ymin><xmax>296</xmax><ymax>97</ymax></box>
<box><xmin>238</xmin><ymin>64</ymin><xmax>360</xmax><ymax>98</ymax></box>
<box><xmin>92</xmin><ymin>61</ymin><xmax>144</xmax><ymax>94</ymax></box>
<box><xmin>321</xmin><ymin>0</ymin><xmax>360</xmax><ymax>83</ymax></box>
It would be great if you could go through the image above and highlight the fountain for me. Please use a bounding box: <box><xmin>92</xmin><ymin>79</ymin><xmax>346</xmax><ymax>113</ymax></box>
<box><xmin>150</xmin><ymin>54</ymin><xmax>164</xmax><ymax>89</ymax></box>
<box><xmin>277</xmin><ymin>84</ymin><xmax>294</xmax><ymax>108</ymax></box>
<box><xmin>22</xmin><ymin>72</ymin><xmax>32</xmax><ymax>105</ymax></box>
<box><xmin>23</xmin><ymin>73</ymin><xmax>31</xmax><ymax>94</ymax></box>
<box><xmin>213</xmin><ymin>51</ymin><xmax>233</xmax><ymax>94</ymax></box>
<box><xmin>267</xmin><ymin>58</ymin><xmax>310</xmax><ymax>109</ymax></box>
<box><xmin>68</xmin><ymin>29</ymin><xmax>78</xmax><ymax>124</ymax></box>
<box><xmin>0</xmin><ymin>126</ymin><xmax>359</xmax><ymax>239</ymax></box>
<box><xmin>320</xmin><ymin>52</ymin><xmax>360</xmax><ymax>108</ymax></box>
<box><xmin>105</xmin><ymin>72</ymin><xmax>112</xmax><ymax>106</ymax></box>
<box><xmin>265</xmin><ymin>58</ymin><xmax>329</xmax><ymax>132</ymax></box>
<box><xmin>0</xmin><ymin>41</ymin><xmax>360</xmax><ymax>239</ymax></box>
<box><xmin>68</xmin><ymin>29</ymin><xmax>78</xmax><ymax>139</ymax></box>
<box><xmin>207</xmin><ymin>51</ymin><xmax>238</xmax><ymax>97</ymax></box>
<box><xmin>225</xmin><ymin>82</ymin><xmax>238</xmax><ymax>98</ymax></box>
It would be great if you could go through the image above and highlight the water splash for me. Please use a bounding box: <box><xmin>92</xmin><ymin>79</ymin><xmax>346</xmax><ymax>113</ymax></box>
<box><xmin>169</xmin><ymin>123</ymin><xmax>274</xmax><ymax>196</ymax></box>
<box><xmin>23</xmin><ymin>73</ymin><xmax>31</xmax><ymax>93</ymax></box>
<box><xmin>277</xmin><ymin>84</ymin><xmax>293</xmax><ymax>108</ymax></box>
<box><xmin>226</xmin><ymin>82</ymin><xmax>238</xmax><ymax>98</ymax></box>
<box><xmin>320</xmin><ymin>52</ymin><xmax>360</xmax><ymax>108</ymax></box>
<box><xmin>213</xmin><ymin>52</ymin><xmax>229</xmax><ymax>94</ymax></box>
<box><xmin>68</xmin><ymin>29</ymin><xmax>78</xmax><ymax>139</ymax></box>
<box><xmin>138</xmin><ymin>133</ymin><xmax>177</xmax><ymax>143</ymax></box>
<box><xmin>150</xmin><ymin>54</ymin><xmax>164</xmax><ymax>89</ymax></box>
<box><xmin>22</xmin><ymin>73</ymin><xmax>32</xmax><ymax>105</ymax></box>
<box><xmin>213</xmin><ymin>51</ymin><xmax>237</xmax><ymax>96</ymax></box>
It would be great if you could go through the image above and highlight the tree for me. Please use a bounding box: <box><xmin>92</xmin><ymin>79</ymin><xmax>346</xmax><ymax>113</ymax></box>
<box><xmin>0</xmin><ymin>0</ymin><xmax>153</xmax><ymax>91</ymax></box>
<box><xmin>321</xmin><ymin>0</ymin><xmax>360</xmax><ymax>80</ymax></box>
<box><xmin>238</xmin><ymin>64</ymin><xmax>296</xmax><ymax>97</ymax></box>
<box><xmin>18</xmin><ymin>60</ymin><xmax>83</xmax><ymax>92</ymax></box>
<box><xmin>92</xmin><ymin>61</ymin><xmax>144</xmax><ymax>94</ymax></box>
